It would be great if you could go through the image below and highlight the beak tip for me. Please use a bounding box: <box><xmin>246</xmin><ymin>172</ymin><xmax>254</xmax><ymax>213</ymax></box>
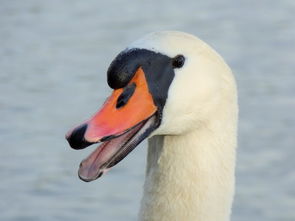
<box><xmin>66</xmin><ymin>123</ymin><xmax>93</xmax><ymax>150</ymax></box>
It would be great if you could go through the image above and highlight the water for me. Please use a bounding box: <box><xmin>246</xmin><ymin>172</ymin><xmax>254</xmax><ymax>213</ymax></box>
<box><xmin>1</xmin><ymin>0</ymin><xmax>294</xmax><ymax>220</ymax></box>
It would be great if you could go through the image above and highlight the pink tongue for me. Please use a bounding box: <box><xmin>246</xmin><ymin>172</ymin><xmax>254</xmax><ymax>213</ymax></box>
<box><xmin>78</xmin><ymin>123</ymin><xmax>142</xmax><ymax>181</ymax></box>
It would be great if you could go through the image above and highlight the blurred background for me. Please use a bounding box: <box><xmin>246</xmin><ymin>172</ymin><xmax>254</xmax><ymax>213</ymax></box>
<box><xmin>1</xmin><ymin>0</ymin><xmax>294</xmax><ymax>220</ymax></box>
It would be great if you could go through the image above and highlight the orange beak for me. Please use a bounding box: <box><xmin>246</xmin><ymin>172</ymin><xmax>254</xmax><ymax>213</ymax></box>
<box><xmin>66</xmin><ymin>67</ymin><xmax>157</xmax><ymax>149</ymax></box>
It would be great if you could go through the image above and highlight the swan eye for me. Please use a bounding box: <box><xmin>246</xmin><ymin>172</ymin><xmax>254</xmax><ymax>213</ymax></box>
<box><xmin>172</xmin><ymin>55</ymin><xmax>185</xmax><ymax>68</ymax></box>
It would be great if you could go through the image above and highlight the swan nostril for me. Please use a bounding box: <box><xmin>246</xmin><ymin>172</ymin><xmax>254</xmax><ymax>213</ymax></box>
<box><xmin>116</xmin><ymin>83</ymin><xmax>136</xmax><ymax>109</ymax></box>
<box><xmin>66</xmin><ymin>123</ymin><xmax>92</xmax><ymax>149</ymax></box>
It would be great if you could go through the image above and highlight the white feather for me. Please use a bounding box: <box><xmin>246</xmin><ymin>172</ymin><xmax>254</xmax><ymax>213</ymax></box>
<box><xmin>129</xmin><ymin>31</ymin><xmax>238</xmax><ymax>221</ymax></box>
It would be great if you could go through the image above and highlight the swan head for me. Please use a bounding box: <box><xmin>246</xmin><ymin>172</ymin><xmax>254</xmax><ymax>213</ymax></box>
<box><xmin>65</xmin><ymin>31</ymin><xmax>236</xmax><ymax>182</ymax></box>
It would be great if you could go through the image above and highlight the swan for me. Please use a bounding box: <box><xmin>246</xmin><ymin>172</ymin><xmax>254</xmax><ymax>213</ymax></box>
<box><xmin>66</xmin><ymin>31</ymin><xmax>238</xmax><ymax>221</ymax></box>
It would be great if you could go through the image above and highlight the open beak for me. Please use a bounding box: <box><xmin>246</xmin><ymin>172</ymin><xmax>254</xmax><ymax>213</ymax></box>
<box><xmin>66</xmin><ymin>68</ymin><xmax>158</xmax><ymax>182</ymax></box>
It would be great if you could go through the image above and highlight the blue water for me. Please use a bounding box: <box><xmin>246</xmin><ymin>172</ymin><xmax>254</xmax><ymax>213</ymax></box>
<box><xmin>1</xmin><ymin>0</ymin><xmax>294</xmax><ymax>220</ymax></box>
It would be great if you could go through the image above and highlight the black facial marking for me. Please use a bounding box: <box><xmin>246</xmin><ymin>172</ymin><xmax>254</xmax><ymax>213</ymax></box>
<box><xmin>116</xmin><ymin>83</ymin><xmax>136</xmax><ymax>109</ymax></box>
<box><xmin>107</xmin><ymin>50</ymin><xmax>142</xmax><ymax>89</ymax></box>
<box><xmin>107</xmin><ymin>49</ymin><xmax>176</xmax><ymax>127</ymax></box>
<box><xmin>172</xmin><ymin>55</ymin><xmax>185</xmax><ymax>68</ymax></box>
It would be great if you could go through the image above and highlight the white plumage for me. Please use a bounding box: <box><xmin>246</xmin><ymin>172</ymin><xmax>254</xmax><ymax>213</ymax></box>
<box><xmin>129</xmin><ymin>31</ymin><xmax>238</xmax><ymax>221</ymax></box>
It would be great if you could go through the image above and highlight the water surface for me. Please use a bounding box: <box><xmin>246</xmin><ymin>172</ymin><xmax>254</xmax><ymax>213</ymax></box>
<box><xmin>0</xmin><ymin>0</ymin><xmax>294</xmax><ymax>220</ymax></box>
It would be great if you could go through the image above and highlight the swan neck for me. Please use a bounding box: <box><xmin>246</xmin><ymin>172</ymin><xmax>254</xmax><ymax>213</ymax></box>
<box><xmin>139</xmin><ymin>115</ymin><xmax>237</xmax><ymax>221</ymax></box>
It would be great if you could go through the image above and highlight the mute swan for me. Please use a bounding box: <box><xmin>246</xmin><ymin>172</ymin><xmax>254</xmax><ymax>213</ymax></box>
<box><xmin>66</xmin><ymin>31</ymin><xmax>238</xmax><ymax>221</ymax></box>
